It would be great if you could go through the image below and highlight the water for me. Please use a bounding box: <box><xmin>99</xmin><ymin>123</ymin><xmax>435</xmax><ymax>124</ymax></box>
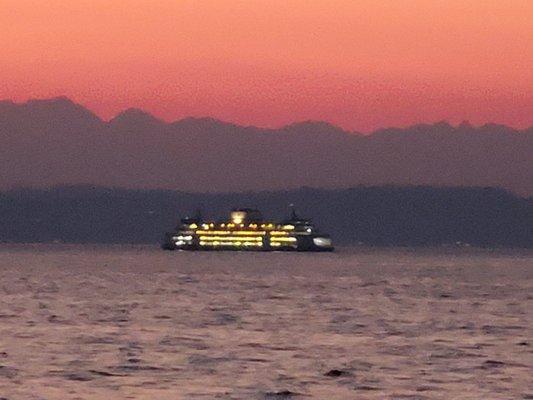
<box><xmin>0</xmin><ymin>245</ymin><xmax>531</xmax><ymax>399</ymax></box>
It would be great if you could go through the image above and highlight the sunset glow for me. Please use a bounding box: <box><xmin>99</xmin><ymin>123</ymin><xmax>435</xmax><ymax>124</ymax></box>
<box><xmin>1</xmin><ymin>0</ymin><xmax>532</xmax><ymax>131</ymax></box>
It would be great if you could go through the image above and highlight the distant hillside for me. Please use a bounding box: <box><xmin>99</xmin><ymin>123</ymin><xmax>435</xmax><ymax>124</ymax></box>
<box><xmin>1</xmin><ymin>97</ymin><xmax>532</xmax><ymax>195</ymax></box>
<box><xmin>1</xmin><ymin>186</ymin><xmax>531</xmax><ymax>247</ymax></box>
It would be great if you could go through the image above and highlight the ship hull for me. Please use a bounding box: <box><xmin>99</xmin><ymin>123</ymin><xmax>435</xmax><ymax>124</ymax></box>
<box><xmin>161</xmin><ymin>232</ymin><xmax>334</xmax><ymax>252</ymax></box>
<box><xmin>162</xmin><ymin>245</ymin><xmax>334</xmax><ymax>252</ymax></box>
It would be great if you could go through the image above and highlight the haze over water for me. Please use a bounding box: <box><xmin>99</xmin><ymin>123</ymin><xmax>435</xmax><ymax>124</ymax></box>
<box><xmin>0</xmin><ymin>245</ymin><xmax>531</xmax><ymax>399</ymax></box>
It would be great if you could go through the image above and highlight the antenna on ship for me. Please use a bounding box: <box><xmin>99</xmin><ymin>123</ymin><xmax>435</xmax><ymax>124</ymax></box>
<box><xmin>289</xmin><ymin>203</ymin><xmax>298</xmax><ymax>220</ymax></box>
<box><xmin>192</xmin><ymin>208</ymin><xmax>203</xmax><ymax>222</ymax></box>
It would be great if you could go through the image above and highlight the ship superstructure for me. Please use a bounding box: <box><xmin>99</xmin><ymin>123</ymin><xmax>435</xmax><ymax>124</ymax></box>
<box><xmin>162</xmin><ymin>208</ymin><xmax>333</xmax><ymax>251</ymax></box>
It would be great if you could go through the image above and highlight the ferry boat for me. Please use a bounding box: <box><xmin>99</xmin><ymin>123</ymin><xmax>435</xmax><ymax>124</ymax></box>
<box><xmin>162</xmin><ymin>208</ymin><xmax>334</xmax><ymax>252</ymax></box>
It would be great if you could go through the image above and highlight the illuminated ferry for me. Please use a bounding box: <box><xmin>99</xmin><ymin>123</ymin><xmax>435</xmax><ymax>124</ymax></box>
<box><xmin>162</xmin><ymin>208</ymin><xmax>334</xmax><ymax>251</ymax></box>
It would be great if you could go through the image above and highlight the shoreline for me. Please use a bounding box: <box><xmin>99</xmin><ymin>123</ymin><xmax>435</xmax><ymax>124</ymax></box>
<box><xmin>1</xmin><ymin>242</ymin><xmax>532</xmax><ymax>256</ymax></box>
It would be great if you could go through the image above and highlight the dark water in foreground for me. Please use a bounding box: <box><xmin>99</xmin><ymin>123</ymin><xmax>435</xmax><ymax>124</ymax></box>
<box><xmin>0</xmin><ymin>245</ymin><xmax>531</xmax><ymax>399</ymax></box>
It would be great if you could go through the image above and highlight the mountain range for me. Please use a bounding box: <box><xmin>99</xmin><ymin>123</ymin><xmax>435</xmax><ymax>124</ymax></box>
<box><xmin>1</xmin><ymin>97</ymin><xmax>532</xmax><ymax>195</ymax></box>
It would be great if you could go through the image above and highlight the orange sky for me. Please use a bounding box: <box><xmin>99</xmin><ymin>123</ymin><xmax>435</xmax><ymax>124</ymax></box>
<box><xmin>1</xmin><ymin>0</ymin><xmax>532</xmax><ymax>131</ymax></box>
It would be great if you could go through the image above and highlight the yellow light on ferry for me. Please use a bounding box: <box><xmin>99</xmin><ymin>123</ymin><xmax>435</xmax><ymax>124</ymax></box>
<box><xmin>199</xmin><ymin>236</ymin><xmax>262</xmax><ymax>241</ymax></box>
<box><xmin>270</xmin><ymin>237</ymin><xmax>297</xmax><ymax>242</ymax></box>
<box><xmin>199</xmin><ymin>240</ymin><xmax>264</xmax><ymax>247</ymax></box>
<box><xmin>189</xmin><ymin>223</ymin><xmax>198</xmax><ymax>229</ymax></box>
<box><xmin>197</xmin><ymin>230</ymin><xmax>265</xmax><ymax>236</ymax></box>
<box><xmin>282</xmin><ymin>224</ymin><xmax>295</xmax><ymax>230</ymax></box>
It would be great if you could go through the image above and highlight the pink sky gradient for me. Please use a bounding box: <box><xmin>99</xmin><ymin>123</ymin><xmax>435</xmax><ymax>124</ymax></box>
<box><xmin>1</xmin><ymin>0</ymin><xmax>531</xmax><ymax>131</ymax></box>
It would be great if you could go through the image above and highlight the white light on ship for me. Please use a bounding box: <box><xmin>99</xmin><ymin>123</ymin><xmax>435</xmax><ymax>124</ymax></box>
<box><xmin>231</xmin><ymin>211</ymin><xmax>246</xmax><ymax>224</ymax></box>
<box><xmin>313</xmin><ymin>237</ymin><xmax>332</xmax><ymax>247</ymax></box>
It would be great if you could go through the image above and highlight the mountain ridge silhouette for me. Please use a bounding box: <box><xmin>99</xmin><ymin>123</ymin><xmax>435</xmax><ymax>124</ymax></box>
<box><xmin>1</xmin><ymin>97</ymin><xmax>532</xmax><ymax>195</ymax></box>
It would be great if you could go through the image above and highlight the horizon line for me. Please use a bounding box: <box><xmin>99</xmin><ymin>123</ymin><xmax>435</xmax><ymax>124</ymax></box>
<box><xmin>2</xmin><ymin>95</ymin><xmax>532</xmax><ymax>134</ymax></box>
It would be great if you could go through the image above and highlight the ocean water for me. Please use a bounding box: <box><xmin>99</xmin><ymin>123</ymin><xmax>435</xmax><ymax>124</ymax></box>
<box><xmin>0</xmin><ymin>245</ymin><xmax>531</xmax><ymax>400</ymax></box>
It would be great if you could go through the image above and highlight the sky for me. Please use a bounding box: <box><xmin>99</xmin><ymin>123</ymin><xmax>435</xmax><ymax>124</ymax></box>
<box><xmin>0</xmin><ymin>0</ymin><xmax>532</xmax><ymax>132</ymax></box>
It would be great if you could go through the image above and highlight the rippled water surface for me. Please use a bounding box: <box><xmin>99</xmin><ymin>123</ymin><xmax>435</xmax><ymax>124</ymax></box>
<box><xmin>0</xmin><ymin>245</ymin><xmax>532</xmax><ymax>399</ymax></box>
